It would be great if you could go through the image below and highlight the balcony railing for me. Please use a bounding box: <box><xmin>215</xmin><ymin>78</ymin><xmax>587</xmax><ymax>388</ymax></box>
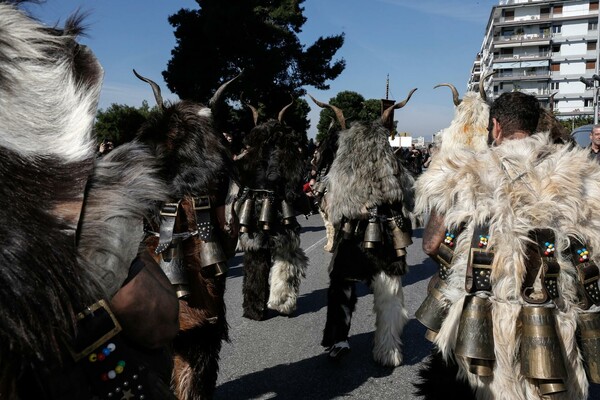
<box><xmin>495</xmin><ymin>32</ymin><xmax>552</xmax><ymax>42</ymax></box>
<box><xmin>495</xmin><ymin>52</ymin><xmax>551</xmax><ymax>61</ymax></box>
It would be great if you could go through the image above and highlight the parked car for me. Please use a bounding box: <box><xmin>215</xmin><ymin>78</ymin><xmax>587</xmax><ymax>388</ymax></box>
<box><xmin>571</xmin><ymin>124</ymin><xmax>593</xmax><ymax>148</ymax></box>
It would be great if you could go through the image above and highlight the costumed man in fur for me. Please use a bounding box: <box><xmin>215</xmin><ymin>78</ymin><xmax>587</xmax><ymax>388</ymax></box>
<box><xmin>0</xmin><ymin>2</ymin><xmax>180</xmax><ymax>399</ymax></box>
<box><xmin>318</xmin><ymin>89</ymin><xmax>417</xmax><ymax>366</ymax></box>
<box><xmin>133</xmin><ymin>71</ymin><xmax>240</xmax><ymax>400</ymax></box>
<box><xmin>235</xmin><ymin>101</ymin><xmax>310</xmax><ymax>321</ymax></box>
<box><xmin>308</xmin><ymin>95</ymin><xmax>344</xmax><ymax>253</ymax></box>
<box><xmin>414</xmin><ymin>90</ymin><xmax>600</xmax><ymax>400</ymax></box>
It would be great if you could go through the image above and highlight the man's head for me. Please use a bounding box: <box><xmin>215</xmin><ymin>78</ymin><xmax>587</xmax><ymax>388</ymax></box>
<box><xmin>488</xmin><ymin>91</ymin><xmax>540</xmax><ymax>145</ymax></box>
<box><xmin>590</xmin><ymin>125</ymin><xmax>600</xmax><ymax>150</ymax></box>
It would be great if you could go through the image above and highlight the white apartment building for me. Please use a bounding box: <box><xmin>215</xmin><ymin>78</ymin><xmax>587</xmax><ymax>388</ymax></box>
<box><xmin>468</xmin><ymin>0</ymin><xmax>600</xmax><ymax>120</ymax></box>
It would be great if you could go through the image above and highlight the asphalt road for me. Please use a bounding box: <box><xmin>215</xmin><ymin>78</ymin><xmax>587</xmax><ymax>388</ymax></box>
<box><xmin>214</xmin><ymin>214</ymin><xmax>600</xmax><ymax>400</ymax></box>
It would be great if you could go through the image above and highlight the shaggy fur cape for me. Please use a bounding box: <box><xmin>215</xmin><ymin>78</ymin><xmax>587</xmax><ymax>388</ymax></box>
<box><xmin>324</xmin><ymin>120</ymin><xmax>415</xmax><ymax>224</ymax></box>
<box><xmin>415</xmin><ymin>132</ymin><xmax>600</xmax><ymax>399</ymax></box>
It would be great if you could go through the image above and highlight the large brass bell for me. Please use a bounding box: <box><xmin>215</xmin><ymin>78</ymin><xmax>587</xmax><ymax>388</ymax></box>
<box><xmin>159</xmin><ymin>242</ymin><xmax>190</xmax><ymax>299</ymax></box>
<box><xmin>199</xmin><ymin>240</ymin><xmax>228</xmax><ymax>277</ymax></box>
<box><xmin>388</xmin><ymin>218</ymin><xmax>413</xmax><ymax>257</ymax></box>
<box><xmin>258</xmin><ymin>196</ymin><xmax>275</xmax><ymax>231</ymax></box>
<box><xmin>363</xmin><ymin>217</ymin><xmax>382</xmax><ymax>249</ymax></box>
<box><xmin>415</xmin><ymin>276</ymin><xmax>449</xmax><ymax>342</ymax></box>
<box><xmin>238</xmin><ymin>197</ymin><xmax>255</xmax><ymax>233</ymax></box>
<box><xmin>519</xmin><ymin>306</ymin><xmax>567</xmax><ymax>396</ymax></box>
<box><xmin>578</xmin><ymin>312</ymin><xmax>600</xmax><ymax>384</ymax></box>
<box><xmin>455</xmin><ymin>295</ymin><xmax>496</xmax><ymax>376</ymax></box>
<box><xmin>281</xmin><ymin>200</ymin><xmax>296</xmax><ymax>226</ymax></box>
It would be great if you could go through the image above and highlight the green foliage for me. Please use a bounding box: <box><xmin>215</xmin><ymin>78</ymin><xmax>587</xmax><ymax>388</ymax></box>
<box><xmin>313</xmin><ymin>91</ymin><xmax>383</xmax><ymax>142</ymax></box>
<box><xmin>164</xmin><ymin>0</ymin><xmax>345</xmax><ymax>137</ymax></box>
<box><xmin>94</xmin><ymin>101</ymin><xmax>153</xmax><ymax>145</ymax></box>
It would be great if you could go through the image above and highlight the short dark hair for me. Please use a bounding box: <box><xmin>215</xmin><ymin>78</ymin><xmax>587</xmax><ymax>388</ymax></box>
<box><xmin>489</xmin><ymin>92</ymin><xmax>540</xmax><ymax>137</ymax></box>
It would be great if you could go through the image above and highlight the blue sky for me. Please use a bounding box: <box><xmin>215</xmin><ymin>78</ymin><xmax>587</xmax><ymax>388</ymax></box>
<box><xmin>27</xmin><ymin>0</ymin><xmax>498</xmax><ymax>140</ymax></box>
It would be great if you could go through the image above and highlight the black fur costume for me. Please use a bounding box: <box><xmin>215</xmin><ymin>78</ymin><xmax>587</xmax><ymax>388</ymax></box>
<box><xmin>236</xmin><ymin>117</ymin><xmax>310</xmax><ymax>321</ymax></box>
<box><xmin>134</xmin><ymin>74</ymin><xmax>239</xmax><ymax>400</ymax></box>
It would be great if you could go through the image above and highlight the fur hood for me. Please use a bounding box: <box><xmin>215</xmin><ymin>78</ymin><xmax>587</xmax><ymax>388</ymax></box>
<box><xmin>324</xmin><ymin>120</ymin><xmax>414</xmax><ymax>223</ymax></box>
<box><xmin>417</xmin><ymin>132</ymin><xmax>600</xmax><ymax>399</ymax></box>
<box><xmin>137</xmin><ymin>101</ymin><xmax>235</xmax><ymax>199</ymax></box>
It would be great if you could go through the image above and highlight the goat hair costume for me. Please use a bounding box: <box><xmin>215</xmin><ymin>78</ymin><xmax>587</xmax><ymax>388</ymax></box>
<box><xmin>414</xmin><ymin>131</ymin><xmax>600</xmax><ymax>399</ymax></box>
<box><xmin>236</xmin><ymin>118</ymin><xmax>310</xmax><ymax>321</ymax></box>
<box><xmin>0</xmin><ymin>3</ymin><xmax>174</xmax><ymax>399</ymax></box>
<box><xmin>321</xmin><ymin>119</ymin><xmax>415</xmax><ymax>367</ymax></box>
<box><xmin>134</xmin><ymin>71</ymin><xmax>240</xmax><ymax>400</ymax></box>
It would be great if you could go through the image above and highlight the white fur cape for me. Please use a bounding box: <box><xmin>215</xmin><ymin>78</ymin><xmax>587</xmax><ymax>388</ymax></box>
<box><xmin>415</xmin><ymin>132</ymin><xmax>600</xmax><ymax>399</ymax></box>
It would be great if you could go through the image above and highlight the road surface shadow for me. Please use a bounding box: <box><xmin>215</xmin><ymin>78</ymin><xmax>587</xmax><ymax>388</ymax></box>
<box><xmin>215</xmin><ymin>331</ymin><xmax>406</xmax><ymax>400</ymax></box>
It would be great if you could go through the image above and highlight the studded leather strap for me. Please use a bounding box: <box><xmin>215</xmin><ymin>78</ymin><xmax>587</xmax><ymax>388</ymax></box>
<box><xmin>522</xmin><ymin>229</ymin><xmax>560</xmax><ymax>304</ymax></box>
<box><xmin>465</xmin><ymin>224</ymin><xmax>494</xmax><ymax>293</ymax></box>
<box><xmin>155</xmin><ymin>201</ymin><xmax>181</xmax><ymax>254</ymax></box>
<box><xmin>569</xmin><ymin>237</ymin><xmax>600</xmax><ymax>309</ymax></box>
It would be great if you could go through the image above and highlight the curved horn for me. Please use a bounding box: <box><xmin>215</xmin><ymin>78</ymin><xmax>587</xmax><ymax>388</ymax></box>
<box><xmin>308</xmin><ymin>94</ymin><xmax>346</xmax><ymax>130</ymax></box>
<box><xmin>381</xmin><ymin>88</ymin><xmax>418</xmax><ymax>125</ymax></box>
<box><xmin>479</xmin><ymin>71</ymin><xmax>496</xmax><ymax>102</ymax></box>
<box><xmin>434</xmin><ymin>83</ymin><xmax>461</xmax><ymax>106</ymax></box>
<box><xmin>246</xmin><ymin>103</ymin><xmax>259</xmax><ymax>126</ymax></box>
<box><xmin>132</xmin><ymin>69</ymin><xmax>164</xmax><ymax>112</ymax></box>
<box><xmin>209</xmin><ymin>70</ymin><xmax>243</xmax><ymax>108</ymax></box>
<box><xmin>278</xmin><ymin>95</ymin><xmax>295</xmax><ymax>123</ymax></box>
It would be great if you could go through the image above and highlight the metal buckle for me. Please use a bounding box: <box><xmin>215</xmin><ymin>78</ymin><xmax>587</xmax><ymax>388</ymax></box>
<box><xmin>69</xmin><ymin>299</ymin><xmax>122</xmax><ymax>362</ymax></box>
<box><xmin>160</xmin><ymin>202</ymin><xmax>180</xmax><ymax>217</ymax></box>
<box><xmin>192</xmin><ymin>196</ymin><xmax>211</xmax><ymax>211</ymax></box>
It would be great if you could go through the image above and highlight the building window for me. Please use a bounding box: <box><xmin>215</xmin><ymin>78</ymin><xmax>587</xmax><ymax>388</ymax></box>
<box><xmin>552</xmin><ymin>25</ymin><xmax>562</xmax><ymax>34</ymax></box>
<box><xmin>554</xmin><ymin>5</ymin><xmax>563</xmax><ymax>14</ymax></box>
<box><xmin>587</xmin><ymin>60</ymin><xmax>597</xmax><ymax>70</ymax></box>
<box><xmin>588</xmin><ymin>42</ymin><xmax>597</xmax><ymax>51</ymax></box>
<box><xmin>585</xmin><ymin>99</ymin><xmax>593</xmax><ymax>107</ymax></box>
<box><xmin>551</xmin><ymin>81</ymin><xmax>560</xmax><ymax>90</ymax></box>
<box><xmin>552</xmin><ymin>44</ymin><xmax>561</xmax><ymax>53</ymax></box>
<box><xmin>504</xmin><ymin>10</ymin><xmax>515</xmax><ymax>21</ymax></box>
<box><xmin>591</xmin><ymin>1</ymin><xmax>599</xmax><ymax>11</ymax></box>
<box><xmin>589</xmin><ymin>21</ymin><xmax>598</xmax><ymax>31</ymax></box>
<box><xmin>551</xmin><ymin>63</ymin><xmax>560</xmax><ymax>72</ymax></box>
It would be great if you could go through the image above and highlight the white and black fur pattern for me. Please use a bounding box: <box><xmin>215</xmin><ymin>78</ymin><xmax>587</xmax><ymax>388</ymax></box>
<box><xmin>322</xmin><ymin>119</ymin><xmax>415</xmax><ymax>367</ymax></box>
<box><xmin>135</xmin><ymin>83</ymin><xmax>238</xmax><ymax>400</ymax></box>
<box><xmin>237</xmin><ymin>119</ymin><xmax>309</xmax><ymax>320</ymax></box>
<box><xmin>415</xmin><ymin>132</ymin><xmax>600</xmax><ymax>399</ymax></box>
<box><xmin>0</xmin><ymin>3</ymin><xmax>164</xmax><ymax>398</ymax></box>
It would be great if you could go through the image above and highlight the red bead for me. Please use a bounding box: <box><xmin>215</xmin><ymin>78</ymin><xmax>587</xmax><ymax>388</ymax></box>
<box><xmin>544</xmin><ymin>251</ymin><xmax>549</xmax><ymax>256</ymax></box>
<box><xmin>97</xmin><ymin>353</ymin><xmax>106</xmax><ymax>361</ymax></box>
<box><xmin>101</xmin><ymin>373</ymin><xmax>109</xmax><ymax>381</ymax></box>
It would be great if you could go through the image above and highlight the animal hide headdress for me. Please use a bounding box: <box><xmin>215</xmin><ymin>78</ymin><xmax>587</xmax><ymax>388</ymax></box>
<box><xmin>416</xmin><ymin>132</ymin><xmax>600</xmax><ymax>399</ymax></box>
<box><xmin>238</xmin><ymin>117</ymin><xmax>307</xmax><ymax>204</ymax></box>
<box><xmin>137</xmin><ymin>101</ymin><xmax>235</xmax><ymax>199</ymax></box>
<box><xmin>324</xmin><ymin>120</ymin><xmax>415</xmax><ymax>224</ymax></box>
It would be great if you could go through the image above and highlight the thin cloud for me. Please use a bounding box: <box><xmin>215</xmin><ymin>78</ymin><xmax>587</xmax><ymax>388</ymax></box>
<box><xmin>376</xmin><ymin>0</ymin><xmax>495</xmax><ymax>24</ymax></box>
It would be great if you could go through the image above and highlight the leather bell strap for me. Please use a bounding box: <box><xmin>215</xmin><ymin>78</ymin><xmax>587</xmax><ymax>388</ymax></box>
<box><xmin>568</xmin><ymin>236</ymin><xmax>600</xmax><ymax>309</ymax></box>
<box><xmin>192</xmin><ymin>195</ymin><xmax>213</xmax><ymax>241</ymax></box>
<box><xmin>434</xmin><ymin>224</ymin><xmax>465</xmax><ymax>280</ymax></box>
<box><xmin>465</xmin><ymin>224</ymin><xmax>494</xmax><ymax>293</ymax></box>
<box><xmin>156</xmin><ymin>200</ymin><xmax>182</xmax><ymax>254</ymax></box>
<box><xmin>522</xmin><ymin>229</ymin><xmax>560</xmax><ymax>304</ymax></box>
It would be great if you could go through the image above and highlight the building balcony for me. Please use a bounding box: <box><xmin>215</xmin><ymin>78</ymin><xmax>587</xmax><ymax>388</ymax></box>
<box><xmin>495</xmin><ymin>52</ymin><xmax>551</xmax><ymax>61</ymax></box>
<box><xmin>495</xmin><ymin>69</ymin><xmax>551</xmax><ymax>80</ymax></box>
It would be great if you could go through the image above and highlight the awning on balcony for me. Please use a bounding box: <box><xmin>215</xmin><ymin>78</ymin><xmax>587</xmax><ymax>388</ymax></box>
<box><xmin>493</xmin><ymin>60</ymin><xmax>549</xmax><ymax>69</ymax></box>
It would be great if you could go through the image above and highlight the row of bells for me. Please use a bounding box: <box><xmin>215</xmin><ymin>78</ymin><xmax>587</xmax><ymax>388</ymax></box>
<box><xmin>159</xmin><ymin>239</ymin><xmax>228</xmax><ymax>300</ymax></box>
<box><xmin>238</xmin><ymin>196</ymin><xmax>296</xmax><ymax>233</ymax></box>
<box><xmin>416</xmin><ymin>284</ymin><xmax>600</xmax><ymax>395</ymax></box>
<box><xmin>340</xmin><ymin>217</ymin><xmax>412</xmax><ymax>257</ymax></box>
